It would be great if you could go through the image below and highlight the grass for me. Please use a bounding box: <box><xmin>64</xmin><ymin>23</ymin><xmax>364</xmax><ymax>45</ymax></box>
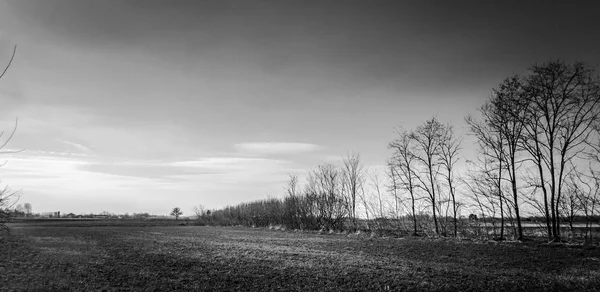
<box><xmin>1</xmin><ymin>221</ymin><xmax>600</xmax><ymax>291</ymax></box>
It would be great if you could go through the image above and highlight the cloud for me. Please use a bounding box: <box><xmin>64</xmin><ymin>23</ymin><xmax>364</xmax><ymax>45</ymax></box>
<box><xmin>170</xmin><ymin>156</ymin><xmax>289</xmax><ymax>172</ymax></box>
<box><xmin>167</xmin><ymin>156</ymin><xmax>295</xmax><ymax>185</ymax></box>
<box><xmin>235</xmin><ymin>142</ymin><xmax>320</xmax><ymax>155</ymax></box>
<box><xmin>0</xmin><ymin>153</ymin><xmax>177</xmax><ymax>214</ymax></box>
<box><xmin>26</xmin><ymin>149</ymin><xmax>89</xmax><ymax>157</ymax></box>
<box><xmin>59</xmin><ymin>140</ymin><xmax>94</xmax><ymax>154</ymax></box>
<box><xmin>0</xmin><ymin>152</ymin><xmax>170</xmax><ymax>188</ymax></box>
<box><xmin>78</xmin><ymin>161</ymin><xmax>218</xmax><ymax>181</ymax></box>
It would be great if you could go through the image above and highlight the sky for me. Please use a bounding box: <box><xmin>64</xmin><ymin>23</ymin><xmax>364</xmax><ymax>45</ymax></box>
<box><xmin>0</xmin><ymin>0</ymin><xmax>599</xmax><ymax>215</ymax></box>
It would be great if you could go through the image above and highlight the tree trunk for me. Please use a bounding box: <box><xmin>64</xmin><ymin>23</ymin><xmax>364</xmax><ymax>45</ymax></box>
<box><xmin>412</xmin><ymin>194</ymin><xmax>418</xmax><ymax>236</ymax></box>
<box><xmin>429</xmin><ymin>167</ymin><xmax>439</xmax><ymax>235</ymax></box>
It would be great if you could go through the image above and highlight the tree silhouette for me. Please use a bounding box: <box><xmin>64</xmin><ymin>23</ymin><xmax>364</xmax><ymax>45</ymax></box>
<box><xmin>170</xmin><ymin>207</ymin><xmax>183</xmax><ymax>220</ymax></box>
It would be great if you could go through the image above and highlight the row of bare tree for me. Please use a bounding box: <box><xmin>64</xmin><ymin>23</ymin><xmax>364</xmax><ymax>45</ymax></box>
<box><xmin>465</xmin><ymin>61</ymin><xmax>600</xmax><ymax>242</ymax></box>
<box><xmin>202</xmin><ymin>60</ymin><xmax>600</xmax><ymax>243</ymax></box>
<box><xmin>388</xmin><ymin>118</ymin><xmax>461</xmax><ymax>237</ymax></box>
<box><xmin>200</xmin><ymin>154</ymin><xmax>367</xmax><ymax>231</ymax></box>
<box><xmin>388</xmin><ymin>61</ymin><xmax>600</xmax><ymax>242</ymax></box>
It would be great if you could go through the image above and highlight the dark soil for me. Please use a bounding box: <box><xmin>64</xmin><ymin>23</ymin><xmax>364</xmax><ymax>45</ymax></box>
<box><xmin>1</xmin><ymin>222</ymin><xmax>600</xmax><ymax>291</ymax></box>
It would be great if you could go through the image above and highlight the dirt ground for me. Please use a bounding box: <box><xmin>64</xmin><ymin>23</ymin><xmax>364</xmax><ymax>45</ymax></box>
<box><xmin>1</xmin><ymin>222</ymin><xmax>600</xmax><ymax>291</ymax></box>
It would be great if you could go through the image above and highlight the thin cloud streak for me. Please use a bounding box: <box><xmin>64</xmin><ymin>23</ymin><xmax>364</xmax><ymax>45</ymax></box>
<box><xmin>235</xmin><ymin>142</ymin><xmax>321</xmax><ymax>155</ymax></box>
<box><xmin>59</xmin><ymin>140</ymin><xmax>94</xmax><ymax>154</ymax></box>
<box><xmin>170</xmin><ymin>157</ymin><xmax>288</xmax><ymax>169</ymax></box>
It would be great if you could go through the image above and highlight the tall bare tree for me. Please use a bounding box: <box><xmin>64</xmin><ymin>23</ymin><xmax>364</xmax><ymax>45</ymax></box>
<box><xmin>467</xmin><ymin>76</ymin><xmax>529</xmax><ymax>239</ymax></box>
<box><xmin>520</xmin><ymin>61</ymin><xmax>600</xmax><ymax>241</ymax></box>
<box><xmin>439</xmin><ymin>124</ymin><xmax>462</xmax><ymax>237</ymax></box>
<box><xmin>341</xmin><ymin>152</ymin><xmax>365</xmax><ymax>230</ymax></box>
<box><xmin>389</xmin><ymin>129</ymin><xmax>419</xmax><ymax>236</ymax></box>
<box><xmin>493</xmin><ymin>77</ymin><xmax>529</xmax><ymax>240</ymax></box>
<box><xmin>410</xmin><ymin>118</ymin><xmax>446</xmax><ymax>235</ymax></box>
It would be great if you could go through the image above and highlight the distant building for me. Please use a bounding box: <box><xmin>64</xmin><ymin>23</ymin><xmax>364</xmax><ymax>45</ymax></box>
<box><xmin>40</xmin><ymin>211</ymin><xmax>61</xmax><ymax>218</ymax></box>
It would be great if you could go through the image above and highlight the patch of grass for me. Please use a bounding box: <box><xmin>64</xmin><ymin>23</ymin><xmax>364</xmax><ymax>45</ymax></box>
<box><xmin>2</xmin><ymin>222</ymin><xmax>600</xmax><ymax>291</ymax></box>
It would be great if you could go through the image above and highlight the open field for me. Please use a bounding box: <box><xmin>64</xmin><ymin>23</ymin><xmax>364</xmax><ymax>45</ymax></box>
<box><xmin>2</xmin><ymin>222</ymin><xmax>600</xmax><ymax>291</ymax></box>
<box><xmin>7</xmin><ymin>218</ymin><xmax>191</xmax><ymax>228</ymax></box>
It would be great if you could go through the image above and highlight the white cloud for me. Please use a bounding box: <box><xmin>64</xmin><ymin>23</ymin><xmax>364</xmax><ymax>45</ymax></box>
<box><xmin>168</xmin><ymin>156</ymin><xmax>294</xmax><ymax>185</ymax></box>
<box><xmin>0</xmin><ymin>150</ymin><xmax>301</xmax><ymax>213</ymax></box>
<box><xmin>0</xmin><ymin>152</ymin><xmax>172</xmax><ymax>199</ymax></box>
<box><xmin>171</xmin><ymin>156</ymin><xmax>283</xmax><ymax>167</ymax></box>
<box><xmin>26</xmin><ymin>149</ymin><xmax>89</xmax><ymax>157</ymax></box>
<box><xmin>235</xmin><ymin>142</ymin><xmax>320</xmax><ymax>155</ymax></box>
<box><xmin>169</xmin><ymin>157</ymin><xmax>291</xmax><ymax>175</ymax></box>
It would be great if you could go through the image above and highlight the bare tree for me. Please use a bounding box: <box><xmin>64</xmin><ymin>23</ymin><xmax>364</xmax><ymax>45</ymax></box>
<box><xmin>520</xmin><ymin>61</ymin><xmax>600</xmax><ymax>241</ymax></box>
<box><xmin>468</xmin><ymin>75</ymin><xmax>540</xmax><ymax>240</ymax></box>
<box><xmin>283</xmin><ymin>174</ymin><xmax>303</xmax><ymax>229</ymax></box>
<box><xmin>389</xmin><ymin>129</ymin><xmax>419</xmax><ymax>235</ymax></box>
<box><xmin>493</xmin><ymin>77</ymin><xmax>528</xmax><ymax>240</ymax></box>
<box><xmin>439</xmin><ymin>124</ymin><xmax>462</xmax><ymax>237</ymax></box>
<box><xmin>410</xmin><ymin>118</ymin><xmax>446</xmax><ymax>235</ymax></box>
<box><xmin>306</xmin><ymin>164</ymin><xmax>347</xmax><ymax>230</ymax></box>
<box><xmin>170</xmin><ymin>207</ymin><xmax>183</xmax><ymax>220</ymax></box>
<box><xmin>341</xmin><ymin>152</ymin><xmax>365</xmax><ymax>230</ymax></box>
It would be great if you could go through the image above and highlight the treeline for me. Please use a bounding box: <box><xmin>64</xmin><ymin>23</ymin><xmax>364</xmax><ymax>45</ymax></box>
<box><xmin>199</xmin><ymin>60</ymin><xmax>600</xmax><ymax>244</ymax></box>
<box><xmin>197</xmin><ymin>160</ymin><xmax>364</xmax><ymax>231</ymax></box>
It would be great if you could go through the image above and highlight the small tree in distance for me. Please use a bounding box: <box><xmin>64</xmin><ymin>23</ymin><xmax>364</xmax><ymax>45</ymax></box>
<box><xmin>170</xmin><ymin>207</ymin><xmax>183</xmax><ymax>220</ymax></box>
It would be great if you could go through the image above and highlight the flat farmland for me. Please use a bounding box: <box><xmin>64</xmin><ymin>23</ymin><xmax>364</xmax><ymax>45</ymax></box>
<box><xmin>1</xmin><ymin>223</ymin><xmax>600</xmax><ymax>291</ymax></box>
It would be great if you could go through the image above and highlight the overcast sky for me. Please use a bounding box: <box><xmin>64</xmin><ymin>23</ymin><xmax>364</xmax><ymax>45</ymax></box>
<box><xmin>0</xmin><ymin>0</ymin><xmax>599</xmax><ymax>215</ymax></box>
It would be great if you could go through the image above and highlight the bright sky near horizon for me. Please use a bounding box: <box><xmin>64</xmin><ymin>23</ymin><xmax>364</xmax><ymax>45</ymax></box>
<box><xmin>0</xmin><ymin>0</ymin><xmax>599</xmax><ymax>215</ymax></box>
